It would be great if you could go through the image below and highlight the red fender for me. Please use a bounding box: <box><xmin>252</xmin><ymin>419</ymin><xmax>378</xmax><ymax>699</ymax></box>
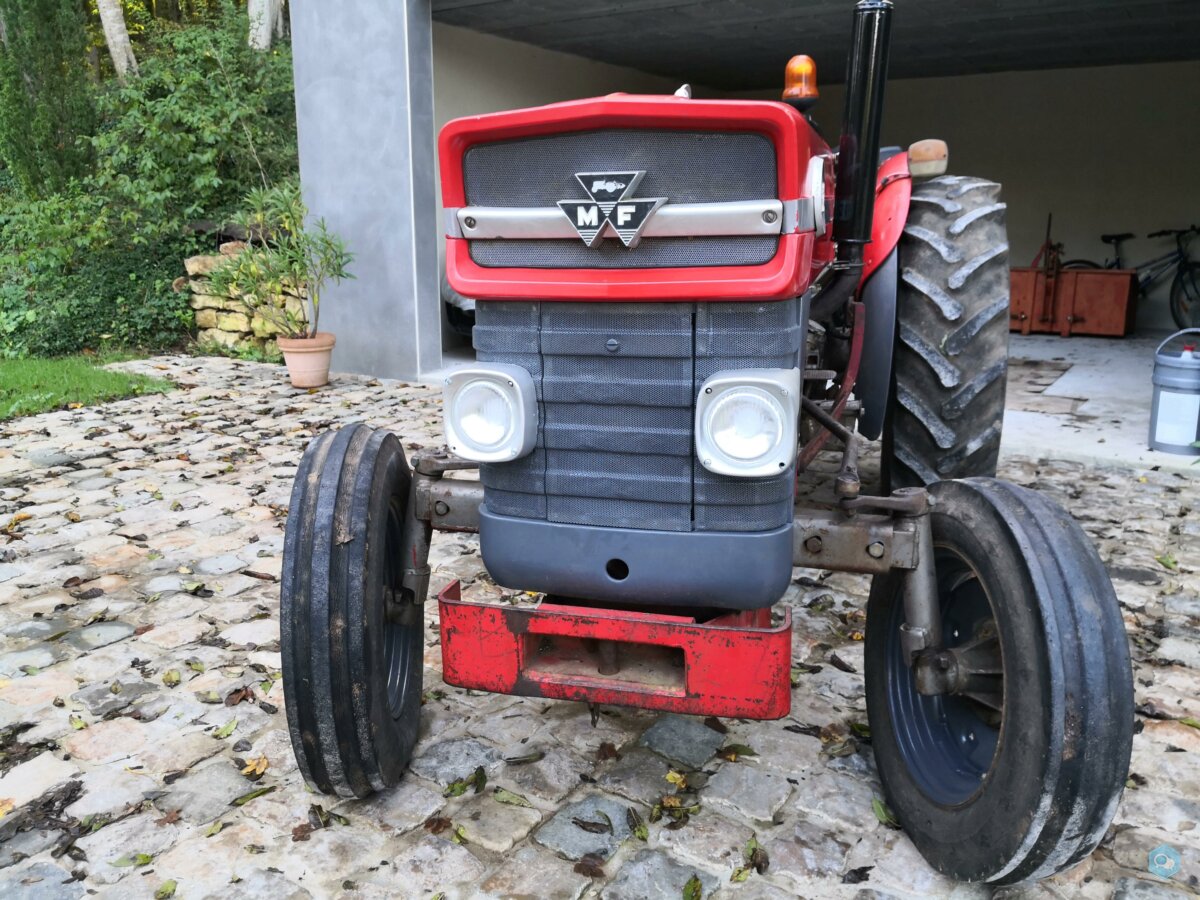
<box><xmin>861</xmin><ymin>151</ymin><xmax>912</xmax><ymax>284</ymax></box>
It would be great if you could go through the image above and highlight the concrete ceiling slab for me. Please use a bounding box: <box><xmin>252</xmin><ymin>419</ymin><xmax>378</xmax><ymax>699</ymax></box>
<box><xmin>432</xmin><ymin>0</ymin><xmax>1200</xmax><ymax>89</ymax></box>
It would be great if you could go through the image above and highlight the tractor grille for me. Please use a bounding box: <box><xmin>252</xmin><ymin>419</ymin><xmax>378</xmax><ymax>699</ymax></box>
<box><xmin>462</xmin><ymin>129</ymin><xmax>779</xmax><ymax>269</ymax></box>
<box><xmin>474</xmin><ymin>299</ymin><xmax>804</xmax><ymax>533</ymax></box>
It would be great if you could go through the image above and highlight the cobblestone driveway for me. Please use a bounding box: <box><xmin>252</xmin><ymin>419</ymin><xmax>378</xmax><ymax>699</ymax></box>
<box><xmin>0</xmin><ymin>356</ymin><xmax>1197</xmax><ymax>900</ymax></box>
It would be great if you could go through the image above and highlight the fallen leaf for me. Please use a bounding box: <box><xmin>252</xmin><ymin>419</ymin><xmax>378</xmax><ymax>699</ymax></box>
<box><xmin>225</xmin><ymin>686</ymin><xmax>255</xmax><ymax>706</ymax></box>
<box><xmin>572</xmin><ymin>816</ymin><xmax>613</xmax><ymax>835</ymax></box>
<box><xmin>450</xmin><ymin>824</ymin><xmax>468</xmax><ymax>844</ymax></box>
<box><xmin>0</xmin><ymin>799</ymin><xmax>14</xmax><ymax>819</ymax></box>
<box><xmin>1181</xmin><ymin>717</ymin><xmax>1200</xmax><ymax>729</ymax></box>
<box><xmin>503</xmin><ymin>750</ymin><xmax>544</xmax><ymax>765</ymax></box>
<box><xmin>423</xmin><ymin>815</ymin><xmax>452</xmax><ymax>835</ymax></box>
<box><xmin>204</xmin><ymin>821</ymin><xmax>224</xmax><ymax>837</ymax></box>
<box><xmin>241</xmin><ymin>757</ymin><xmax>269</xmax><ymax>777</ymax></box>
<box><xmin>596</xmin><ymin>741</ymin><xmax>620</xmax><ymax>761</ymax></box>
<box><xmin>843</xmin><ymin>866</ymin><xmax>873</xmax><ymax>884</ymax></box>
<box><xmin>573</xmin><ymin>853</ymin><xmax>605</xmax><ymax>878</ymax></box>
<box><xmin>1155</xmin><ymin>553</ymin><xmax>1179</xmax><ymax>572</ymax></box>
<box><xmin>232</xmin><ymin>786</ymin><xmax>276</xmax><ymax>806</ymax></box>
<box><xmin>69</xmin><ymin>714</ymin><xmax>88</xmax><ymax>730</ymax></box>
<box><xmin>186</xmin><ymin>659</ymin><xmax>206</xmax><ymax>673</ymax></box>
<box><xmin>111</xmin><ymin>852</ymin><xmax>155</xmax><ymax>867</ymax></box>
<box><xmin>682</xmin><ymin>873</ymin><xmax>703</xmax><ymax>900</ymax></box>
<box><xmin>291</xmin><ymin>823</ymin><xmax>313</xmax><ymax>842</ymax></box>
<box><xmin>493</xmin><ymin>787</ymin><xmax>533</xmax><ymax>808</ymax></box>
<box><xmin>829</xmin><ymin>653</ymin><xmax>857</xmax><ymax>674</ymax></box>
<box><xmin>872</xmin><ymin>797</ymin><xmax>900</xmax><ymax>829</ymax></box>
<box><xmin>731</xmin><ymin>866</ymin><xmax>751</xmax><ymax>883</ymax></box>
<box><xmin>717</xmin><ymin>744</ymin><xmax>758</xmax><ymax>762</ymax></box>
<box><xmin>626</xmin><ymin>806</ymin><xmax>647</xmax><ymax>841</ymax></box>
<box><xmin>65</xmin><ymin>511</ymin><xmax>81</xmax><ymax>523</ymax></box>
<box><xmin>665</xmin><ymin>770</ymin><xmax>688</xmax><ymax>789</ymax></box>
<box><xmin>214</xmin><ymin>719</ymin><xmax>237</xmax><ymax>739</ymax></box>
<box><xmin>849</xmin><ymin>721</ymin><xmax>871</xmax><ymax>740</ymax></box>
<box><xmin>154</xmin><ymin>880</ymin><xmax>177</xmax><ymax>899</ymax></box>
<box><xmin>162</xmin><ymin>670</ymin><xmax>181</xmax><ymax>687</ymax></box>
<box><xmin>155</xmin><ymin>809</ymin><xmax>181</xmax><ymax>826</ymax></box>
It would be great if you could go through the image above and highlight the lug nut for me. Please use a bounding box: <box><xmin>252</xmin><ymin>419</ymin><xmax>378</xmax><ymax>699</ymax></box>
<box><xmin>866</xmin><ymin>541</ymin><xmax>885</xmax><ymax>559</ymax></box>
<box><xmin>804</xmin><ymin>535</ymin><xmax>823</xmax><ymax>554</ymax></box>
<box><xmin>434</xmin><ymin>500</ymin><xmax>450</xmax><ymax>516</ymax></box>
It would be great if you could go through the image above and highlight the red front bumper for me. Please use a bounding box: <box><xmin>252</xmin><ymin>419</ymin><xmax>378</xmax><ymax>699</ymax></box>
<box><xmin>437</xmin><ymin>581</ymin><xmax>792</xmax><ymax>719</ymax></box>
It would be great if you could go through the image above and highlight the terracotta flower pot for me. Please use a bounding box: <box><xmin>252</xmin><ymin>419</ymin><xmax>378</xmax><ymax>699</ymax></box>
<box><xmin>277</xmin><ymin>332</ymin><xmax>336</xmax><ymax>388</ymax></box>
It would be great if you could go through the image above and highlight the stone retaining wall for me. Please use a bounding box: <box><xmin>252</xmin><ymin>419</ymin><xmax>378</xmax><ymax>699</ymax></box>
<box><xmin>182</xmin><ymin>242</ymin><xmax>306</xmax><ymax>353</ymax></box>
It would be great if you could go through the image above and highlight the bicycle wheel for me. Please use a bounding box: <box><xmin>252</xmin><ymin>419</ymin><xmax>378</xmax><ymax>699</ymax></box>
<box><xmin>1060</xmin><ymin>259</ymin><xmax>1102</xmax><ymax>269</ymax></box>
<box><xmin>1169</xmin><ymin>261</ymin><xmax>1200</xmax><ymax>328</ymax></box>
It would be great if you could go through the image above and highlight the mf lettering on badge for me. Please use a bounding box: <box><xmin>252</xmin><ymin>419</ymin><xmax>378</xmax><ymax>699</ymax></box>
<box><xmin>1148</xmin><ymin>843</ymin><xmax>1182</xmax><ymax>880</ymax></box>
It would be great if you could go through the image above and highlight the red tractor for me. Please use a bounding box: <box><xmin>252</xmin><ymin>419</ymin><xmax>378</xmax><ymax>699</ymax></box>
<box><xmin>281</xmin><ymin>0</ymin><xmax>1134</xmax><ymax>884</ymax></box>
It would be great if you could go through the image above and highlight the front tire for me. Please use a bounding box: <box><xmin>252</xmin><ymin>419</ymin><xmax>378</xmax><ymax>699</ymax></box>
<box><xmin>883</xmin><ymin>176</ymin><xmax>1010</xmax><ymax>489</ymax></box>
<box><xmin>864</xmin><ymin>479</ymin><xmax>1133</xmax><ymax>883</ymax></box>
<box><xmin>281</xmin><ymin>424</ymin><xmax>423</xmax><ymax>799</ymax></box>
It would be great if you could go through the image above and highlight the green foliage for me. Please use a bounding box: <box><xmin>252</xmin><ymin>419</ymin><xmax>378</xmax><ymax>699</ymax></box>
<box><xmin>90</xmin><ymin>1</ymin><xmax>297</xmax><ymax>240</ymax></box>
<box><xmin>210</xmin><ymin>181</ymin><xmax>354</xmax><ymax>339</ymax></box>
<box><xmin>0</xmin><ymin>0</ymin><xmax>98</xmax><ymax>195</ymax></box>
<box><xmin>0</xmin><ymin>1</ymin><xmax>299</xmax><ymax>357</ymax></box>
<box><xmin>0</xmin><ymin>355</ymin><xmax>171</xmax><ymax>421</ymax></box>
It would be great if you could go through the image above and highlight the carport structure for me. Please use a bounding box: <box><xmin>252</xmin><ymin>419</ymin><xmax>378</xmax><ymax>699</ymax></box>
<box><xmin>290</xmin><ymin>0</ymin><xmax>1200</xmax><ymax>380</ymax></box>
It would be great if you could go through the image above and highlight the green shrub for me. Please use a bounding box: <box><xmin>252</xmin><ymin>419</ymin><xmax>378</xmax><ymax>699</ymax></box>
<box><xmin>0</xmin><ymin>0</ymin><xmax>97</xmax><ymax>195</ymax></box>
<box><xmin>90</xmin><ymin>2</ymin><xmax>298</xmax><ymax>240</ymax></box>
<box><xmin>0</xmin><ymin>1</ymin><xmax>298</xmax><ymax>356</ymax></box>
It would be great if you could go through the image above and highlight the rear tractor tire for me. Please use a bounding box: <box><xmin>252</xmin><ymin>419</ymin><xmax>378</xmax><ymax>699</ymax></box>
<box><xmin>883</xmin><ymin>176</ymin><xmax>1011</xmax><ymax>489</ymax></box>
<box><xmin>281</xmin><ymin>424</ymin><xmax>424</xmax><ymax>799</ymax></box>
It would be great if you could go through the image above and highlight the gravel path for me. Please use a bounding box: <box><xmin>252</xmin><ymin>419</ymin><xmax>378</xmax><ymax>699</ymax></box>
<box><xmin>0</xmin><ymin>355</ymin><xmax>1197</xmax><ymax>899</ymax></box>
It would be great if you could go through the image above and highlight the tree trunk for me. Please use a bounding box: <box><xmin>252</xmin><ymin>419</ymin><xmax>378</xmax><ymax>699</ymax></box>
<box><xmin>0</xmin><ymin>8</ymin><xmax>8</xmax><ymax>49</ymax></box>
<box><xmin>156</xmin><ymin>0</ymin><xmax>181</xmax><ymax>21</ymax></box>
<box><xmin>96</xmin><ymin>0</ymin><xmax>138</xmax><ymax>80</ymax></box>
<box><xmin>247</xmin><ymin>0</ymin><xmax>279</xmax><ymax>50</ymax></box>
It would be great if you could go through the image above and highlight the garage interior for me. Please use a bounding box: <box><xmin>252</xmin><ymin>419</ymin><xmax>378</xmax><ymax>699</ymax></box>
<box><xmin>421</xmin><ymin>0</ymin><xmax>1200</xmax><ymax>469</ymax></box>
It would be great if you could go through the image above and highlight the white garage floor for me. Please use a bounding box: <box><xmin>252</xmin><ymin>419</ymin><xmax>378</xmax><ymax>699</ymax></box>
<box><xmin>1003</xmin><ymin>330</ymin><xmax>1198</xmax><ymax>473</ymax></box>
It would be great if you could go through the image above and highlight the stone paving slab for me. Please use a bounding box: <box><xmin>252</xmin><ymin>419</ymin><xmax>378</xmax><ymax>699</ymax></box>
<box><xmin>0</xmin><ymin>355</ymin><xmax>1196</xmax><ymax>898</ymax></box>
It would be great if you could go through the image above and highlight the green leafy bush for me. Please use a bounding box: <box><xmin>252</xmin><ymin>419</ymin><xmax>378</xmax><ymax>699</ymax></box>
<box><xmin>90</xmin><ymin>3</ymin><xmax>298</xmax><ymax>240</ymax></box>
<box><xmin>0</xmin><ymin>0</ymin><xmax>97</xmax><ymax>195</ymax></box>
<box><xmin>0</xmin><ymin>1</ymin><xmax>298</xmax><ymax>356</ymax></box>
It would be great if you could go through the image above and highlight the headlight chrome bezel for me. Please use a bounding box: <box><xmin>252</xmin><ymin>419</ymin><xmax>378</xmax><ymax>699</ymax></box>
<box><xmin>443</xmin><ymin>364</ymin><xmax>537</xmax><ymax>462</ymax></box>
<box><xmin>695</xmin><ymin>368</ymin><xmax>801</xmax><ymax>478</ymax></box>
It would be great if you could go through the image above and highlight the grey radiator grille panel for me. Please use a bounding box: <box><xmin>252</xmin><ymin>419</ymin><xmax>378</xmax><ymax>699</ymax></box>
<box><xmin>468</xmin><ymin>236</ymin><xmax>779</xmax><ymax>269</ymax></box>
<box><xmin>476</xmin><ymin>299</ymin><xmax>803</xmax><ymax>534</ymax></box>
<box><xmin>462</xmin><ymin>129</ymin><xmax>779</xmax><ymax>270</ymax></box>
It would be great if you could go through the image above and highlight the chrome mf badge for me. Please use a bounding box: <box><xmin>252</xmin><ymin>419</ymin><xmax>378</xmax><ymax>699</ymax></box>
<box><xmin>558</xmin><ymin>171</ymin><xmax>666</xmax><ymax>249</ymax></box>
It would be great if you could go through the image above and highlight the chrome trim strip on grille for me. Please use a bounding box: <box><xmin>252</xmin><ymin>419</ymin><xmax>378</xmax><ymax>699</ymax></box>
<box><xmin>449</xmin><ymin>199</ymin><xmax>816</xmax><ymax>241</ymax></box>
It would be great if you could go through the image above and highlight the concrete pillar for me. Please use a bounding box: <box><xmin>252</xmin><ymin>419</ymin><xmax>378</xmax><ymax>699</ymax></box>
<box><xmin>290</xmin><ymin>0</ymin><xmax>441</xmax><ymax>380</ymax></box>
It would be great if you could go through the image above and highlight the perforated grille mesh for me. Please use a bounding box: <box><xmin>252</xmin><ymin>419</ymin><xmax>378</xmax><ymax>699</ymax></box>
<box><xmin>476</xmin><ymin>299</ymin><xmax>804</xmax><ymax>533</ymax></box>
<box><xmin>462</xmin><ymin>129</ymin><xmax>779</xmax><ymax>269</ymax></box>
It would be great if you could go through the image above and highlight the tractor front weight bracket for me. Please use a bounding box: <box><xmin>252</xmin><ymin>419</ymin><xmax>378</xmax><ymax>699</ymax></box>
<box><xmin>409</xmin><ymin>451</ymin><xmax>944</xmax><ymax>713</ymax></box>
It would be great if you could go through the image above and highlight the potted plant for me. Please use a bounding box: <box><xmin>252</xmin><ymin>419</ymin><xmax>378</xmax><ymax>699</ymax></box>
<box><xmin>211</xmin><ymin>181</ymin><xmax>353</xmax><ymax>388</ymax></box>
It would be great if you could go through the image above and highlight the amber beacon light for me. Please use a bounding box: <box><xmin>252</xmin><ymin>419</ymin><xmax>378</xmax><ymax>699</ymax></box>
<box><xmin>782</xmin><ymin>54</ymin><xmax>819</xmax><ymax>110</ymax></box>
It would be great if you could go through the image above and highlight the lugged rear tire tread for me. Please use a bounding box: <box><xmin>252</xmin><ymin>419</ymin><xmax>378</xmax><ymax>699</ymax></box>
<box><xmin>884</xmin><ymin>176</ymin><xmax>1010</xmax><ymax>489</ymax></box>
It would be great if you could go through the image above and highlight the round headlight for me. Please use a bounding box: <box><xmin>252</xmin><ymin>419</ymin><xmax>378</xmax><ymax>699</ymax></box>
<box><xmin>705</xmin><ymin>387</ymin><xmax>785</xmax><ymax>462</ymax></box>
<box><xmin>453</xmin><ymin>380</ymin><xmax>515</xmax><ymax>451</ymax></box>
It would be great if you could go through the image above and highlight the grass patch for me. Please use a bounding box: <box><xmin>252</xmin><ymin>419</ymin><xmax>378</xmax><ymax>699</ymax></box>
<box><xmin>0</xmin><ymin>356</ymin><xmax>172</xmax><ymax>421</ymax></box>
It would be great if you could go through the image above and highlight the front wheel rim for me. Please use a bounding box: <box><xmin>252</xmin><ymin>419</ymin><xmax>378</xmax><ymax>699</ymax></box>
<box><xmin>884</xmin><ymin>546</ymin><xmax>1005</xmax><ymax>807</ymax></box>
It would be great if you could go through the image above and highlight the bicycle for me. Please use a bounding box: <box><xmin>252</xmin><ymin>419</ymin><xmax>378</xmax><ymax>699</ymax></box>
<box><xmin>1062</xmin><ymin>225</ymin><xmax>1200</xmax><ymax>328</ymax></box>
